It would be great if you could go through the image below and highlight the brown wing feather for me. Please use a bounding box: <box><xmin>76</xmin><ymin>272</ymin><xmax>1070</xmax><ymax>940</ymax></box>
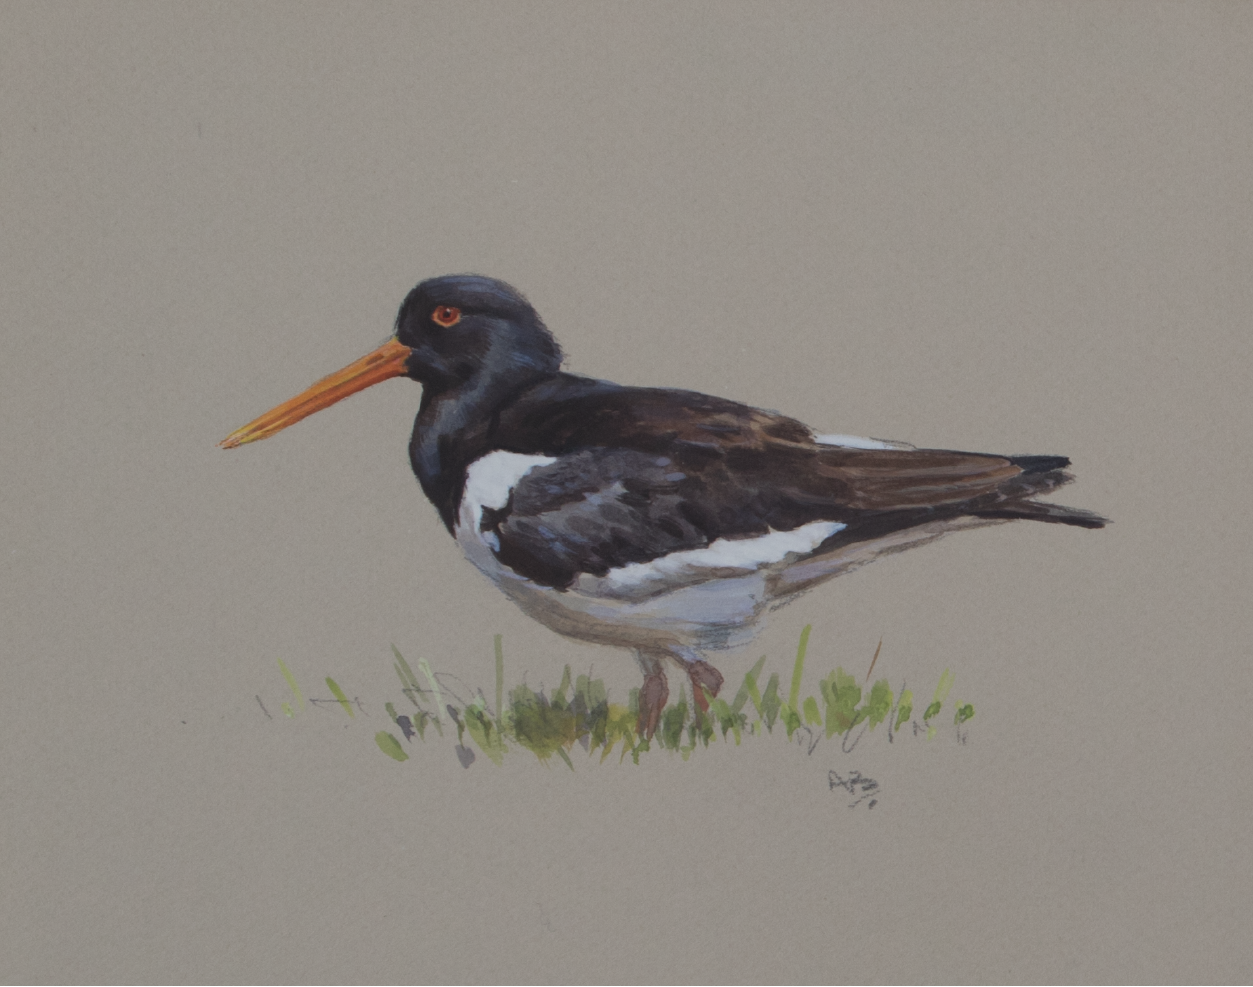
<box><xmin>498</xmin><ymin>376</ymin><xmax>1027</xmax><ymax>513</ymax></box>
<box><xmin>653</xmin><ymin>399</ymin><xmax>1024</xmax><ymax>511</ymax></box>
<box><xmin>802</xmin><ymin>447</ymin><xmax>1023</xmax><ymax>510</ymax></box>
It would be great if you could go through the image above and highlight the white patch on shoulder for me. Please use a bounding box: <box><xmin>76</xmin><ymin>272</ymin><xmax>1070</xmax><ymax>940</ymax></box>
<box><xmin>456</xmin><ymin>451</ymin><xmax>558</xmax><ymax>558</ymax></box>
<box><xmin>815</xmin><ymin>433</ymin><xmax>915</xmax><ymax>451</ymax></box>
<box><xmin>595</xmin><ymin>519</ymin><xmax>847</xmax><ymax>595</ymax></box>
<box><xmin>463</xmin><ymin>451</ymin><xmax>558</xmax><ymax>513</ymax></box>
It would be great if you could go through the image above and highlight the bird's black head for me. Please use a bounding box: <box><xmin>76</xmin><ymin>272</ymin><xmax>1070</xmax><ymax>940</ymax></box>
<box><xmin>395</xmin><ymin>275</ymin><xmax>562</xmax><ymax>394</ymax></box>
<box><xmin>219</xmin><ymin>274</ymin><xmax>562</xmax><ymax>450</ymax></box>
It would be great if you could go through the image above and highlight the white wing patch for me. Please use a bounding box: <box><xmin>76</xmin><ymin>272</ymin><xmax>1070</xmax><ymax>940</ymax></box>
<box><xmin>598</xmin><ymin>519</ymin><xmax>847</xmax><ymax>593</ymax></box>
<box><xmin>458</xmin><ymin>451</ymin><xmax>558</xmax><ymax>551</ymax></box>
<box><xmin>815</xmin><ymin>433</ymin><xmax>915</xmax><ymax>451</ymax></box>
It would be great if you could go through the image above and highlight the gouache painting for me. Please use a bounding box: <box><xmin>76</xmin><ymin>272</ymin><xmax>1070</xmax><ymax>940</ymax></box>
<box><xmin>226</xmin><ymin>274</ymin><xmax>1105</xmax><ymax>762</ymax></box>
<box><xmin>4</xmin><ymin>4</ymin><xmax>1248</xmax><ymax>983</ymax></box>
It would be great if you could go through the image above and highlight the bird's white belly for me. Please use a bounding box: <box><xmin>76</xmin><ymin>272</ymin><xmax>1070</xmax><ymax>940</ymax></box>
<box><xmin>457</xmin><ymin>534</ymin><xmax>781</xmax><ymax>652</ymax></box>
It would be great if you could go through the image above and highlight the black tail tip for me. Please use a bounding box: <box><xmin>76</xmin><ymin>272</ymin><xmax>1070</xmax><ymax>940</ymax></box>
<box><xmin>975</xmin><ymin>503</ymin><xmax>1109</xmax><ymax>528</ymax></box>
<box><xmin>1064</xmin><ymin>512</ymin><xmax>1109</xmax><ymax>529</ymax></box>
<box><xmin>1010</xmin><ymin>454</ymin><xmax>1071</xmax><ymax>474</ymax></box>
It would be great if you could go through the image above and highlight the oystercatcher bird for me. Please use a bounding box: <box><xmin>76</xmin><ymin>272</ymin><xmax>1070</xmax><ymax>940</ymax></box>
<box><xmin>222</xmin><ymin>275</ymin><xmax>1106</xmax><ymax>737</ymax></box>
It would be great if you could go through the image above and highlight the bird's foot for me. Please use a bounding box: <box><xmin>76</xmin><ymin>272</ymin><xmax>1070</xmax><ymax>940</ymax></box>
<box><xmin>638</xmin><ymin>670</ymin><xmax>669</xmax><ymax>739</ymax></box>
<box><xmin>686</xmin><ymin>660</ymin><xmax>724</xmax><ymax>713</ymax></box>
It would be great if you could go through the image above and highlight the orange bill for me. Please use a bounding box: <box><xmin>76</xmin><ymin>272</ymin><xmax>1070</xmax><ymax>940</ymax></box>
<box><xmin>220</xmin><ymin>337</ymin><xmax>412</xmax><ymax>448</ymax></box>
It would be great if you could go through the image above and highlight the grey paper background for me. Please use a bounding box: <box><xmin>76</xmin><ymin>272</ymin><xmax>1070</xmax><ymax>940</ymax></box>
<box><xmin>3</xmin><ymin>2</ymin><xmax>1250</xmax><ymax>982</ymax></box>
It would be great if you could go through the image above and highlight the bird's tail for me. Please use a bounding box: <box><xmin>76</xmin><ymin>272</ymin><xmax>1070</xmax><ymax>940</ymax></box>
<box><xmin>972</xmin><ymin>499</ymin><xmax>1108</xmax><ymax>529</ymax></box>
<box><xmin>970</xmin><ymin>457</ymin><xmax>1109</xmax><ymax>529</ymax></box>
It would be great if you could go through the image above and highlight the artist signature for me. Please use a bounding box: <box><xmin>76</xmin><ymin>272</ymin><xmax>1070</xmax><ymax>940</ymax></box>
<box><xmin>829</xmin><ymin>769</ymin><xmax>879</xmax><ymax>809</ymax></box>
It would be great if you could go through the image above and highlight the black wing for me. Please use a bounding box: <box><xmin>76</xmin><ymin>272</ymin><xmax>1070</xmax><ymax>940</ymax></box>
<box><xmin>474</xmin><ymin>376</ymin><xmax>1103</xmax><ymax>589</ymax></box>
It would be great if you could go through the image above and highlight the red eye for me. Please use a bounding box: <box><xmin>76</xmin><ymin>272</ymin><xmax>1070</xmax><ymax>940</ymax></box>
<box><xmin>432</xmin><ymin>305</ymin><xmax>461</xmax><ymax>327</ymax></box>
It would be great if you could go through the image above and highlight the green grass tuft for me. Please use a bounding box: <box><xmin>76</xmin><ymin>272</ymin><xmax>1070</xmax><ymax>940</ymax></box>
<box><xmin>267</xmin><ymin>633</ymin><xmax>976</xmax><ymax>767</ymax></box>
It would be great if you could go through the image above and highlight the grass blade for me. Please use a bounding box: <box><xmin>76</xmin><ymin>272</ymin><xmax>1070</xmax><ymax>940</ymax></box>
<box><xmin>924</xmin><ymin>669</ymin><xmax>955</xmax><ymax>722</ymax></box>
<box><xmin>554</xmin><ymin>665</ymin><xmax>572</xmax><ymax>705</ymax></box>
<box><xmin>375</xmin><ymin>731</ymin><xmax>409</xmax><ymax>762</ymax></box>
<box><xmin>788</xmin><ymin>624</ymin><xmax>811</xmax><ymax>711</ymax></box>
<box><xmin>391</xmin><ymin>645</ymin><xmax>420</xmax><ymax>688</ymax></box>
<box><xmin>865</xmin><ymin>637</ymin><xmax>883</xmax><ymax>683</ymax></box>
<box><xmin>864</xmin><ymin>679</ymin><xmax>892</xmax><ymax>730</ymax></box>
<box><xmin>494</xmin><ymin>634</ymin><xmax>505</xmax><ymax>727</ymax></box>
<box><xmin>894</xmin><ymin>687</ymin><xmax>913</xmax><ymax>732</ymax></box>
<box><xmin>464</xmin><ymin>704</ymin><xmax>506</xmax><ymax>765</ymax></box>
<box><xmin>742</xmin><ymin>656</ymin><xmax>768</xmax><ymax>719</ymax></box>
<box><xmin>277</xmin><ymin>659</ymin><xmax>304</xmax><ymax>713</ymax></box>
<box><xmin>391</xmin><ymin>644</ymin><xmax>423</xmax><ymax>707</ymax></box>
<box><xmin>418</xmin><ymin>657</ymin><xmax>444</xmax><ymax>721</ymax></box>
<box><xmin>732</xmin><ymin>655</ymin><xmax>767</xmax><ymax>715</ymax></box>
<box><xmin>326</xmin><ymin>677</ymin><xmax>354</xmax><ymax>718</ymax></box>
<box><xmin>760</xmin><ymin>673</ymin><xmax>781</xmax><ymax>731</ymax></box>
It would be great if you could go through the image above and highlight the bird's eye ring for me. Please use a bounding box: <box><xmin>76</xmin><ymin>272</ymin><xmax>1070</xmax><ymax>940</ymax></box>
<box><xmin>432</xmin><ymin>306</ymin><xmax>461</xmax><ymax>328</ymax></box>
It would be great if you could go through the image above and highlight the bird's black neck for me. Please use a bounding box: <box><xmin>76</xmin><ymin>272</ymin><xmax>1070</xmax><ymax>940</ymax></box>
<box><xmin>409</xmin><ymin>369</ymin><xmax>557</xmax><ymax>531</ymax></box>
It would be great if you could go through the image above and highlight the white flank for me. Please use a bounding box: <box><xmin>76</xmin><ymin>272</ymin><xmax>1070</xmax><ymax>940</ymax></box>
<box><xmin>815</xmin><ymin>433</ymin><xmax>915</xmax><ymax>451</ymax></box>
<box><xmin>601</xmin><ymin>519</ymin><xmax>847</xmax><ymax>592</ymax></box>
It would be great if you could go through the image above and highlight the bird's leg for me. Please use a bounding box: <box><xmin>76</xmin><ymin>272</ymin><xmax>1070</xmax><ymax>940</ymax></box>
<box><xmin>686</xmin><ymin>660</ymin><xmax>724</xmax><ymax>713</ymax></box>
<box><xmin>634</xmin><ymin>650</ymin><xmax>669</xmax><ymax>740</ymax></box>
<box><xmin>665</xmin><ymin>647</ymin><xmax>724</xmax><ymax>714</ymax></box>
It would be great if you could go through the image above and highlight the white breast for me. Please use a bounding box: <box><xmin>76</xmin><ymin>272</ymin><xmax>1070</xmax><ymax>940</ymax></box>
<box><xmin>455</xmin><ymin>451</ymin><xmax>557</xmax><ymax>561</ymax></box>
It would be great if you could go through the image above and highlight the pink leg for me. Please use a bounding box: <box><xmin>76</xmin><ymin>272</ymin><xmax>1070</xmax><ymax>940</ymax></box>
<box><xmin>638</xmin><ymin>669</ymin><xmax>669</xmax><ymax>739</ymax></box>
<box><xmin>686</xmin><ymin>660</ymin><xmax>724</xmax><ymax>713</ymax></box>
